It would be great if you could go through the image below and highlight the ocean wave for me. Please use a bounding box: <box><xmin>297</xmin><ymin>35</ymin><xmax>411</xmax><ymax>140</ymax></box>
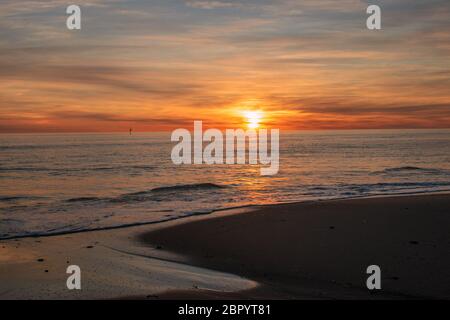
<box><xmin>113</xmin><ymin>183</ymin><xmax>227</xmax><ymax>203</ymax></box>
<box><xmin>150</xmin><ymin>183</ymin><xmax>226</xmax><ymax>193</ymax></box>
<box><xmin>120</xmin><ymin>183</ymin><xmax>226</xmax><ymax>197</ymax></box>
<box><xmin>0</xmin><ymin>196</ymin><xmax>28</xmax><ymax>202</ymax></box>
<box><xmin>66</xmin><ymin>197</ymin><xmax>103</xmax><ymax>203</ymax></box>
<box><xmin>325</xmin><ymin>182</ymin><xmax>450</xmax><ymax>199</ymax></box>
<box><xmin>63</xmin><ymin>183</ymin><xmax>228</xmax><ymax>204</ymax></box>
<box><xmin>350</xmin><ymin>181</ymin><xmax>450</xmax><ymax>188</ymax></box>
<box><xmin>0</xmin><ymin>196</ymin><xmax>43</xmax><ymax>202</ymax></box>
<box><xmin>372</xmin><ymin>166</ymin><xmax>449</xmax><ymax>175</ymax></box>
<box><xmin>297</xmin><ymin>181</ymin><xmax>450</xmax><ymax>198</ymax></box>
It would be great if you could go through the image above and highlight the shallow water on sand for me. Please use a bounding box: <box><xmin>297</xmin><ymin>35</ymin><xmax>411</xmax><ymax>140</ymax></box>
<box><xmin>1</xmin><ymin>129</ymin><xmax>450</xmax><ymax>238</ymax></box>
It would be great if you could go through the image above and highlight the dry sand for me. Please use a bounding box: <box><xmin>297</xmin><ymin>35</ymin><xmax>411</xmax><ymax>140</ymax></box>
<box><xmin>1</xmin><ymin>194</ymin><xmax>449</xmax><ymax>299</ymax></box>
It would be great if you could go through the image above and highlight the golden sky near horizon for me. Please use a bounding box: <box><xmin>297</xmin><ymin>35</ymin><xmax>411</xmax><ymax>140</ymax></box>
<box><xmin>1</xmin><ymin>0</ymin><xmax>450</xmax><ymax>132</ymax></box>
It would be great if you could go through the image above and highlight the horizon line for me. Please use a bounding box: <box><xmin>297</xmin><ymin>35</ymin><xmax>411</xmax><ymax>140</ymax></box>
<box><xmin>1</xmin><ymin>127</ymin><xmax>450</xmax><ymax>135</ymax></box>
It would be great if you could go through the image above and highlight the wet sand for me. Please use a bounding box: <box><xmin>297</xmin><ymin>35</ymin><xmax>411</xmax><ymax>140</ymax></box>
<box><xmin>141</xmin><ymin>194</ymin><xmax>450</xmax><ymax>299</ymax></box>
<box><xmin>1</xmin><ymin>194</ymin><xmax>449</xmax><ymax>299</ymax></box>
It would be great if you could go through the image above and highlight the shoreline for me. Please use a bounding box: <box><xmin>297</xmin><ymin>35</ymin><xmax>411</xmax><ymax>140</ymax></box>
<box><xmin>1</xmin><ymin>193</ymin><xmax>449</xmax><ymax>299</ymax></box>
<box><xmin>2</xmin><ymin>189</ymin><xmax>450</xmax><ymax>241</ymax></box>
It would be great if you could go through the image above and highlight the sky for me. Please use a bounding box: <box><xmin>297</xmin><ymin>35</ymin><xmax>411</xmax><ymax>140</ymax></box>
<box><xmin>0</xmin><ymin>0</ymin><xmax>449</xmax><ymax>132</ymax></box>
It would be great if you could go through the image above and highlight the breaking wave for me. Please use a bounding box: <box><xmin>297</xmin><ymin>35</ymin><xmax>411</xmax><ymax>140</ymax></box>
<box><xmin>372</xmin><ymin>166</ymin><xmax>449</xmax><ymax>175</ymax></box>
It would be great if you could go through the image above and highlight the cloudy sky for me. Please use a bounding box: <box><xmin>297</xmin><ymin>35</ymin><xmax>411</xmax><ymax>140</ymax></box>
<box><xmin>1</xmin><ymin>0</ymin><xmax>449</xmax><ymax>132</ymax></box>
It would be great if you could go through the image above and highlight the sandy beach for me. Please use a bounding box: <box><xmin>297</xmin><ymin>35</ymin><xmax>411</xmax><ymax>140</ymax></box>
<box><xmin>1</xmin><ymin>194</ymin><xmax>449</xmax><ymax>300</ymax></box>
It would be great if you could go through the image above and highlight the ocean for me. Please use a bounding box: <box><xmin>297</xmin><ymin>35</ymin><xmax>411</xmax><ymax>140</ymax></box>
<box><xmin>1</xmin><ymin>129</ymin><xmax>450</xmax><ymax>239</ymax></box>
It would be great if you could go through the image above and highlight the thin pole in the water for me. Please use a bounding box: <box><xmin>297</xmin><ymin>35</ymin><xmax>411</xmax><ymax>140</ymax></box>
<box><xmin>129</xmin><ymin>128</ymin><xmax>132</xmax><ymax>135</ymax></box>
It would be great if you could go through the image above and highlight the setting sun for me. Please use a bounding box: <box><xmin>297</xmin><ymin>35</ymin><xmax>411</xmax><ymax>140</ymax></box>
<box><xmin>243</xmin><ymin>110</ymin><xmax>264</xmax><ymax>129</ymax></box>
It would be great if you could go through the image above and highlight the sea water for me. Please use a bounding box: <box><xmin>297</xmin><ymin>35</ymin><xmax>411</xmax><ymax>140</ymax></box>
<box><xmin>1</xmin><ymin>129</ymin><xmax>449</xmax><ymax>239</ymax></box>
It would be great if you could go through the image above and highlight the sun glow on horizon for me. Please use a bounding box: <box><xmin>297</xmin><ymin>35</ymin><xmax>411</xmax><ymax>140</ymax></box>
<box><xmin>243</xmin><ymin>110</ymin><xmax>264</xmax><ymax>129</ymax></box>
